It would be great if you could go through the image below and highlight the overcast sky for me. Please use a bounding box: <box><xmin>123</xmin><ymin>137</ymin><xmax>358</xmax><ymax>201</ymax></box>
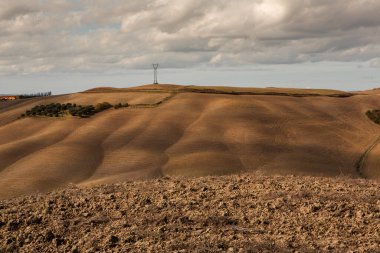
<box><xmin>1</xmin><ymin>0</ymin><xmax>380</xmax><ymax>94</ymax></box>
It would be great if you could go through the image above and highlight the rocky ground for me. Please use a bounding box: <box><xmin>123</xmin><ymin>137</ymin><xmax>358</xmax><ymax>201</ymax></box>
<box><xmin>1</xmin><ymin>174</ymin><xmax>380</xmax><ymax>252</ymax></box>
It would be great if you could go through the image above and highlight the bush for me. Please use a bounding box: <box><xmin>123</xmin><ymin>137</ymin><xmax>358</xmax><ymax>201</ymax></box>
<box><xmin>114</xmin><ymin>102</ymin><xmax>129</xmax><ymax>109</ymax></box>
<box><xmin>95</xmin><ymin>102</ymin><xmax>113</xmax><ymax>112</ymax></box>
<box><xmin>114</xmin><ymin>103</ymin><xmax>122</xmax><ymax>109</ymax></box>
<box><xmin>21</xmin><ymin>101</ymin><xmax>128</xmax><ymax>119</ymax></box>
<box><xmin>366</xmin><ymin>110</ymin><xmax>380</xmax><ymax>124</ymax></box>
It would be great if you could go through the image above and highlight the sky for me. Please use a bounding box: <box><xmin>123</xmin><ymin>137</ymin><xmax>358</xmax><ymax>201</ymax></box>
<box><xmin>1</xmin><ymin>0</ymin><xmax>380</xmax><ymax>94</ymax></box>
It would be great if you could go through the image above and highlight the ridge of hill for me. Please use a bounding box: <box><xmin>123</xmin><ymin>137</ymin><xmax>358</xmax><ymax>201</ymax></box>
<box><xmin>85</xmin><ymin>84</ymin><xmax>353</xmax><ymax>97</ymax></box>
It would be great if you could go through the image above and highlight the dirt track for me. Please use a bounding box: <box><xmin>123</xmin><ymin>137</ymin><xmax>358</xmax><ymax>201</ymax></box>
<box><xmin>356</xmin><ymin>135</ymin><xmax>380</xmax><ymax>178</ymax></box>
<box><xmin>1</xmin><ymin>174</ymin><xmax>379</xmax><ymax>252</ymax></box>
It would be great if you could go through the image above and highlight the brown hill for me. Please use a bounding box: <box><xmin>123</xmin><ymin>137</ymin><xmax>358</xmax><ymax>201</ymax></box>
<box><xmin>85</xmin><ymin>84</ymin><xmax>352</xmax><ymax>97</ymax></box>
<box><xmin>0</xmin><ymin>84</ymin><xmax>380</xmax><ymax>199</ymax></box>
<box><xmin>1</xmin><ymin>174</ymin><xmax>379</xmax><ymax>252</ymax></box>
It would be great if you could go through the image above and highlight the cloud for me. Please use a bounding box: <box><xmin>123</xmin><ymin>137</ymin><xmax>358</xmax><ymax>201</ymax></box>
<box><xmin>0</xmin><ymin>0</ymin><xmax>380</xmax><ymax>75</ymax></box>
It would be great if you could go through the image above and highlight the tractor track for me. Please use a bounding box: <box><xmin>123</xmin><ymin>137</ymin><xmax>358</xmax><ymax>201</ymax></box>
<box><xmin>355</xmin><ymin>135</ymin><xmax>380</xmax><ymax>178</ymax></box>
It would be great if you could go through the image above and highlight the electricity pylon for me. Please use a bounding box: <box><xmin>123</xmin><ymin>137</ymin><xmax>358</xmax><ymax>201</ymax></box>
<box><xmin>152</xmin><ymin>64</ymin><xmax>159</xmax><ymax>84</ymax></box>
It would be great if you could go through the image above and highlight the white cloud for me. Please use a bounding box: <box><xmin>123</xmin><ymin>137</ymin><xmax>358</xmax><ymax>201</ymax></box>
<box><xmin>0</xmin><ymin>0</ymin><xmax>380</xmax><ymax>75</ymax></box>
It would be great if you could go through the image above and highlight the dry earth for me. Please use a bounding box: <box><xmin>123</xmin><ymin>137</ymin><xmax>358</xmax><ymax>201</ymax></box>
<box><xmin>0</xmin><ymin>174</ymin><xmax>379</xmax><ymax>252</ymax></box>
<box><xmin>1</xmin><ymin>84</ymin><xmax>380</xmax><ymax>199</ymax></box>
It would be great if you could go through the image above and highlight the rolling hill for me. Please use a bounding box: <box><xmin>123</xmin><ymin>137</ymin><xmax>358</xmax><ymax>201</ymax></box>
<box><xmin>0</xmin><ymin>84</ymin><xmax>380</xmax><ymax>199</ymax></box>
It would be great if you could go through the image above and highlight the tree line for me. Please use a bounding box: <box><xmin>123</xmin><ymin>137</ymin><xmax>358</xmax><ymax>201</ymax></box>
<box><xmin>19</xmin><ymin>92</ymin><xmax>52</xmax><ymax>99</ymax></box>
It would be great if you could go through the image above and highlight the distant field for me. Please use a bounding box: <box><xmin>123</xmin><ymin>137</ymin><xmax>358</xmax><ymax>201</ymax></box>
<box><xmin>63</xmin><ymin>92</ymin><xmax>170</xmax><ymax>105</ymax></box>
<box><xmin>181</xmin><ymin>85</ymin><xmax>352</xmax><ymax>97</ymax></box>
<box><xmin>0</xmin><ymin>99</ymin><xmax>34</xmax><ymax>110</ymax></box>
<box><xmin>0</xmin><ymin>84</ymin><xmax>380</xmax><ymax>199</ymax></box>
<box><xmin>86</xmin><ymin>84</ymin><xmax>183</xmax><ymax>93</ymax></box>
<box><xmin>86</xmin><ymin>84</ymin><xmax>353</xmax><ymax>97</ymax></box>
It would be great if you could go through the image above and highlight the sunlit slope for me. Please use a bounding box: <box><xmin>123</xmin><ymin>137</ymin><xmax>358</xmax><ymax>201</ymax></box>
<box><xmin>0</xmin><ymin>92</ymin><xmax>169</xmax><ymax>126</ymax></box>
<box><xmin>0</xmin><ymin>86</ymin><xmax>380</xmax><ymax>198</ymax></box>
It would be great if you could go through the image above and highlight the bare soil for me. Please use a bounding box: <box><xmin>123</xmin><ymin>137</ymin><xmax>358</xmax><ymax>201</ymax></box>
<box><xmin>1</xmin><ymin>174</ymin><xmax>379</xmax><ymax>252</ymax></box>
